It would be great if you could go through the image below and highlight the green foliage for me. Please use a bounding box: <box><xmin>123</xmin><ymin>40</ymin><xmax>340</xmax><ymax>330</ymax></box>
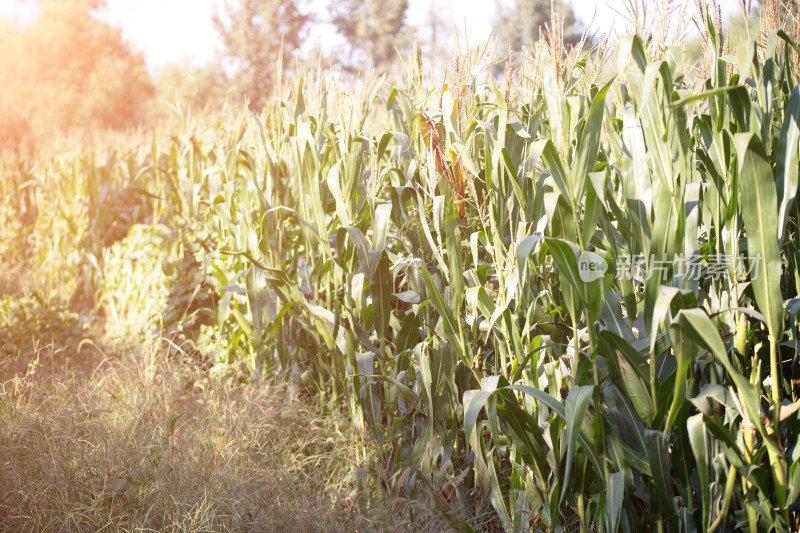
<box><xmin>0</xmin><ymin>0</ymin><xmax>154</xmax><ymax>151</ymax></box>
<box><xmin>0</xmin><ymin>295</ymin><xmax>86</xmax><ymax>358</ymax></box>
<box><xmin>99</xmin><ymin>224</ymin><xmax>171</xmax><ymax>340</ymax></box>
<box><xmin>160</xmin><ymin>227</ymin><xmax>220</xmax><ymax>354</ymax></box>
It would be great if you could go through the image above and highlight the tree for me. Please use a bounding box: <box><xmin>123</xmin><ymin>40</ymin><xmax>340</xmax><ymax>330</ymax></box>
<box><xmin>331</xmin><ymin>0</ymin><xmax>410</xmax><ymax>70</ymax></box>
<box><xmin>213</xmin><ymin>0</ymin><xmax>311</xmax><ymax>110</ymax></box>
<box><xmin>0</xmin><ymin>0</ymin><xmax>154</xmax><ymax>151</ymax></box>
<box><xmin>419</xmin><ymin>0</ymin><xmax>452</xmax><ymax>73</ymax></box>
<box><xmin>493</xmin><ymin>0</ymin><xmax>579</xmax><ymax>53</ymax></box>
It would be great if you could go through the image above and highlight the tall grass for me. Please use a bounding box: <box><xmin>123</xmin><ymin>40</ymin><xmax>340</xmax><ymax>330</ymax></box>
<box><xmin>5</xmin><ymin>5</ymin><xmax>800</xmax><ymax>531</ymax></box>
<box><xmin>0</xmin><ymin>344</ymin><xmax>434</xmax><ymax>531</ymax></box>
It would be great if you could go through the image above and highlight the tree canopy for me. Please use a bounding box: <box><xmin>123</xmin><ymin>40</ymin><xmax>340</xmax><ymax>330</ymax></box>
<box><xmin>213</xmin><ymin>0</ymin><xmax>311</xmax><ymax>110</ymax></box>
<box><xmin>0</xmin><ymin>0</ymin><xmax>154</xmax><ymax>151</ymax></box>
<box><xmin>331</xmin><ymin>0</ymin><xmax>410</xmax><ymax>69</ymax></box>
<box><xmin>493</xmin><ymin>0</ymin><xmax>579</xmax><ymax>53</ymax></box>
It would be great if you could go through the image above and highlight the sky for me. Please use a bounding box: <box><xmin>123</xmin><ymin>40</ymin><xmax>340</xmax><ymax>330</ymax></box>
<box><xmin>0</xmin><ymin>0</ymin><xmax>749</xmax><ymax>73</ymax></box>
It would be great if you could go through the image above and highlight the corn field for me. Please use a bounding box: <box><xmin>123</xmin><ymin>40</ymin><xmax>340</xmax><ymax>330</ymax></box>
<box><xmin>6</xmin><ymin>13</ymin><xmax>800</xmax><ymax>532</ymax></box>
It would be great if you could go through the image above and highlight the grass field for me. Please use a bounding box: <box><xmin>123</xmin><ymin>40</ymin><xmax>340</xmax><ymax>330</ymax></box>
<box><xmin>0</xmin><ymin>340</ymin><xmax>449</xmax><ymax>532</ymax></box>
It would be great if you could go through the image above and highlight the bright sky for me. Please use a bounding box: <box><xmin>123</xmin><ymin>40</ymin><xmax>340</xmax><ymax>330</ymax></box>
<box><xmin>0</xmin><ymin>0</ymin><xmax>749</xmax><ymax>72</ymax></box>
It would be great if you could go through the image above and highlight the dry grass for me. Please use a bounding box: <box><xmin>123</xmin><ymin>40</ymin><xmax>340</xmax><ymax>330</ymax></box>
<box><xmin>0</xmin><ymin>345</ymin><xmax>442</xmax><ymax>532</ymax></box>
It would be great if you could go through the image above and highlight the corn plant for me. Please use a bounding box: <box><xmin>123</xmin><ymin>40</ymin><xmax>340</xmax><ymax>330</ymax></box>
<box><xmin>7</xmin><ymin>10</ymin><xmax>800</xmax><ymax>532</ymax></box>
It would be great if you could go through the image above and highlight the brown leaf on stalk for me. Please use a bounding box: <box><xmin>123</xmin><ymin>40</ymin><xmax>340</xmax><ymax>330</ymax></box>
<box><xmin>451</xmin><ymin>157</ymin><xmax>466</xmax><ymax>219</ymax></box>
<box><xmin>417</xmin><ymin>111</ymin><xmax>467</xmax><ymax>218</ymax></box>
<box><xmin>417</xmin><ymin>112</ymin><xmax>452</xmax><ymax>184</ymax></box>
<box><xmin>449</xmin><ymin>141</ymin><xmax>485</xmax><ymax>221</ymax></box>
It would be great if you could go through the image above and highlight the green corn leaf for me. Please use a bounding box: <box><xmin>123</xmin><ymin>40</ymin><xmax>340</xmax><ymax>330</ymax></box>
<box><xmin>571</xmin><ymin>79</ymin><xmax>614</xmax><ymax>200</ymax></box>
<box><xmin>508</xmin><ymin>384</ymin><xmax>604</xmax><ymax>475</ymax></box>
<box><xmin>606</xmin><ymin>471</ymin><xmax>625</xmax><ymax>533</ymax></box>
<box><xmin>538</xmin><ymin>139</ymin><xmax>571</xmax><ymax>204</ymax></box>
<box><xmin>687</xmin><ymin>414</ymin><xmax>711</xmax><ymax>530</ymax></box>
<box><xmin>544</xmin><ymin>238</ymin><xmax>583</xmax><ymax>295</ymax></box>
<box><xmin>734</xmin><ymin>133</ymin><xmax>784</xmax><ymax>341</ymax></box>
<box><xmin>645</xmin><ymin>429</ymin><xmax>677</xmax><ymax>530</ymax></box>
<box><xmin>446</xmin><ymin>214</ymin><xmax>464</xmax><ymax>317</ymax></box>
<box><xmin>516</xmin><ymin>234</ymin><xmax>543</xmax><ymax>284</ymax></box>
<box><xmin>369</xmin><ymin>250</ymin><xmax>392</xmax><ymax>342</ymax></box>
<box><xmin>676</xmin><ymin>309</ymin><xmax>766</xmax><ymax>438</ymax></box>
<box><xmin>421</xmin><ymin>266</ymin><xmax>465</xmax><ymax>362</ymax></box>
<box><xmin>776</xmin><ymin>86</ymin><xmax>800</xmax><ymax>245</ymax></box>
<box><xmin>560</xmin><ymin>386</ymin><xmax>594</xmax><ymax>504</ymax></box>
